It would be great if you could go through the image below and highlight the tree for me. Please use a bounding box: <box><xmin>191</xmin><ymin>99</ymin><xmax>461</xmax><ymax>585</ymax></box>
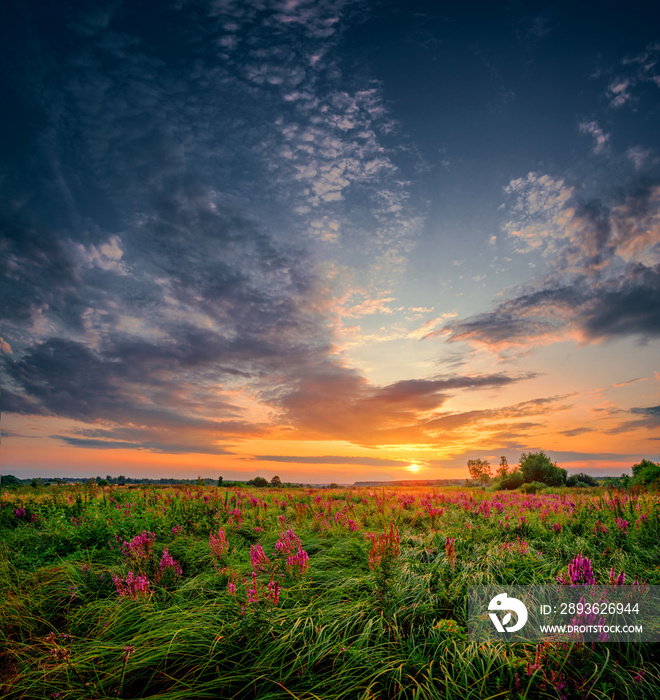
<box><xmin>631</xmin><ymin>459</ymin><xmax>660</xmax><ymax>486</ymax></box>
<box><xmin>566</xmin><ymin>472</ymin><xmax>598</xmax><ymax>487</ymax></box>
<box><xmin>467</xmin><ymin>458</ymin><xmax>491</xmax><ymax>485</ymax></box>
<box><xmin>519</xmin><ymin>452</ymin><xmax>566</xmax><ymax>487</ymax></box>
<box><xmin>217</xmin><ymin>476</ymin><xmax>223</xmax><ymax>487</ymax></box>
<box><xmin>500</xmin><ymin>470</ymin><xmax>524</xmax><ymax>490</ymax></box>
<box><xmin>270</xmin><ymin>475</ymin><xmax>282</xmax><ymax>488</ymax></box>
<box><xmin>1</xmin><ymin>474</ymin><xmax>20</xmax><ymax>486</ymax></box>
<box><xmin>248</xmin><ymin>476</ymin><xmax>269</xmax><ymax>488</ymax></box>
<box><xmin>497</xmin><ymin>456</ymin><xmax>509</xmax><ymax>478</ymax></box>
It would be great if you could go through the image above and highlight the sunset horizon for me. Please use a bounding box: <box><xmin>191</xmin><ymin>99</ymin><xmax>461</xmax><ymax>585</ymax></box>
<box><xmin>2</xmin><ymin>0</ymin><xmax>659</xmax><ymax>485</ymax></box>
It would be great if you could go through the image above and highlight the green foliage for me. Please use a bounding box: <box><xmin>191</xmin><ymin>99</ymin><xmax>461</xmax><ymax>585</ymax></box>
<box><xmin>566</xmin><ymin>472</ymin><xmax>598</xmax><ymax>487</ymax></box>
<box><xmin>1</xmin><ymin>483</ymin><xmax>659</xmax><ymax>699</ymax></box>
<box><xmin>467</xmin><ymin>458</ymin><xmax>491</xmax><ymax>485</ymax></box>
<box><xmin>270</xmin><ymin>475</ymin><xmax>282</xmax><ymax>487</ymax></box>
<box><xmin>632</xmin><ymin>459</ymin><xmax>660</xmax><ymax>486</ymax></box>
<box><xmin>496</xmin><ymin>456</ymin><xmax>509</xmax><ymax>478</ymax></box>
<box><xmin>247</xmin><ymin>476</ymin><xmax>269</xmax><ymax>487</ymax></box>
<box><xmin>519</xmin><ymin>451</ymin><xmax>567</xmax><ymax>487</ymax></box>
<box><xmin>519</xmin><ymin>481</ymin><xmax>546</xmax><ymax>494</ymax></box>
<box><xmin>499</xmin><ymin>470</ymin><xmax>524</xmax><ymax>490</ymax></box>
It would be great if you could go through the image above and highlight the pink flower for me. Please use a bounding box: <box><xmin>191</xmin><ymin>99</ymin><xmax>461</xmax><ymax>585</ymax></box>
<box><xmin>609</xmin><ymin>567</ymin><xmax>625</xmax><ymax>585</ymax></box>
<box><xmin>113</xmin><ymin>571</ymin><xmax>150</xmax><ymax>600</ymax></box>
<box><xmin>558</xmin><ymin>554</ymin><xmax>596</xmax><ymax>585</ymax></box>
<box><xmin>615</xmin><ymin>517</ymin><xmax>629</xmax><ymax>532</ymax></box>
<box><xmin>250</xmin><ymin>544</ymin><xmax>271</xmax><ymax>573</ymax></box>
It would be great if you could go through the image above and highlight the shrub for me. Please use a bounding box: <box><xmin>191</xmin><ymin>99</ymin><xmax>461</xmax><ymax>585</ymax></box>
<box><xmin>519</xmin><ymin>452</ymin><xmax>566</xmax><ymax>487</ymax></box>
<box><xmin>566</xmin><ymin>473</ymin><xmax>598</xmax><ymax>487</ymax></box>
<box><xmin>520</xmin><ymin>481</ymin><xmax>545</xmax><ymax>494</ymax></box>
<box><xmin>631</xmin><ymin>459</ymin><xmax>660</xmax><ymax>486</ymax></box>
<box><xmin>499</xmin><ymin>470</ymin><xmax>524</xmax><ymax>490</ymax></box>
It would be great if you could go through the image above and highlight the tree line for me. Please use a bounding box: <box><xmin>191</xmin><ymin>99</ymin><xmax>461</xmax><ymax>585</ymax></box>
<box><xmin>466</xmin><ymin>453</ymin><xmax>660</xmax><ymax>491</ymax></box>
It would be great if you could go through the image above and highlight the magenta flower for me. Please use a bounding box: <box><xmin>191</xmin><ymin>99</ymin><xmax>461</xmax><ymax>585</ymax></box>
<box><xmin>250</xmin><ymin>544</ymin><xmax>271</xmax><ymax>573</ymax></box>
<box><xmin>155</xmin><ymin>546</ymin><xmax>182</xmax><ymax>585</ymax></box>
<box><xmin>615</xmin><ymin>517</ymin><xmax>629</xmax><ymax>532</ymax></box>
<box><xmin>209</xmin><ymin>528</ymin><xmax>229</xmax><ymax>562</ymax></box>
<box><xmin>609</xmin><ymin>567</ymin><xmax>625</xmax><ymax>585</ymax></box>
<box><xmin>113</xmin><ymin>571</ymin><xmax>151</xmax><ymax>600</ymax></box>
<box><xmin>558</xmin><ymin>554</ymin><xmax>596</xmax><ymax>585</ymax></box>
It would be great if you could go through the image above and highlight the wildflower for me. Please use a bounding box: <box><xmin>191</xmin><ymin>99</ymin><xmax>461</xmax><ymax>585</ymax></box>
<box><xmin>209</xmin><ymin>528</ymin><xmax>229</xmax><ymax>563</ymax></box>
<box><xmin>615</xmin><ymin>517</ymin><xmax>629</xmax><ymax>532</ymax></box>
<box><xmin>633</xmin><ymin>668</ymin><xmax>646</xmax><ymax>683</ymax></box>
<box><xmin>609</xmin><ymin>567</ymin><xmax>625</xmax><ymax>585</ymax></box>
<box><xmin>552</xmin><ymin>523</ymin><xmax>562</xmax><ymax>533</ymax></box>
<box><xmin>250</xmin><ymin>544</ymin><xmax>271</xmax><ymax>573</ymax></box>
<box><xmin>117</xmin><ymin>531</ymin><xmax>156</xmax><ymax>569</ymax></box>
<box><xmin>112</xmin><ymin>571</ymin><xmax>151</xmax><ymax>600</ymax></box>
<box><xmin>154</xmin><ymin>546</ymin><xmax>182</xmax><ymax>586</ymax></box>
<box><xmin>276</xmin><ymin>528</ymin><xmax>309</xmax><ymax>576</ymax></box>
<box><xmin>594</xmin><ymin>520</ymin><xmax>609</xmax><ymax>535</ymax></box>
<box><xmin>558</xmin><ymin>554</ymin><xmax>596</xmax><ymax>585</ymax></box>
<box><xmin>365</xmin><ymin>522</ymin><xmax>400</xmax><ymax>572</ymax></box>
<box><xmin>445</xmin><ymin>537</ymin><xmax>456</xmax><ymax>567</ymax></box>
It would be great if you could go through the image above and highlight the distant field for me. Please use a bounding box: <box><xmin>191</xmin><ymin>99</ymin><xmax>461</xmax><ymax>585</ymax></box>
<box><xmin>1</xmin><ymin>484</ymin><xmax>658</xmax><ymax>699</ymax></box>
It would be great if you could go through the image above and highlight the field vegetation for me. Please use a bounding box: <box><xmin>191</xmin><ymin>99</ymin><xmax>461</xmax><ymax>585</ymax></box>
<box><xmin>1</xmin><ymin>477</ymin><xmax>659</xmax><ymax>699</ymax></box>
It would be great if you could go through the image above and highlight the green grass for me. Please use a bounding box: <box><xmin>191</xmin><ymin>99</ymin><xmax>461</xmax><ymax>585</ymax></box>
<box><xmin>0</xmin><ymin>483</ymin><xmax>658</xmax><ymax>698</ymax></box>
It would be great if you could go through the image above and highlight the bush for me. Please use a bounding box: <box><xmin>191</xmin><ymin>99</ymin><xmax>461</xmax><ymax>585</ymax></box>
<box><xmin>520</xmin><ymin>481</ymin><xmax>546</xmax><ymax>494</ymax></box>
<box><xmin>247</xmin><ymin>476</ymin><xmax>269</xmax><ymax>488</ymax></box>
<box><xmin>566</xmin><ymin>473</ymin><xmax>598</xmax><ymax>487</ymax></box>
<box><xmin>631</xmin><ymin>459</ymin><xmax>660</xmax><ymax>486</ymax></box>
<box><xmin>499</xmin><ymin>470</ymin><xmax>524</xmax><ymax>490</ymax></box>
<box><xmin>519</xmin><ymin>452</ymin><xmax>566</xmax><ymax>487</ymax></box>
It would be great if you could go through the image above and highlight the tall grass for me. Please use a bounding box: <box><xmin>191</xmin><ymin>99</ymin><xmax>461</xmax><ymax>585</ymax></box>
<box><xmin>0</xmin><ymin>483</ymin><xmax>658</xmax><ymax>698</ymax></box>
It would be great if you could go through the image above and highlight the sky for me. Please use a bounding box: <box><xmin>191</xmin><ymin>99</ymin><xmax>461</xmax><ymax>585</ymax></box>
<box><xmin>1</xmin><ymin>0</ymin><xmax>659</xmax><ymax>483</ymax></box>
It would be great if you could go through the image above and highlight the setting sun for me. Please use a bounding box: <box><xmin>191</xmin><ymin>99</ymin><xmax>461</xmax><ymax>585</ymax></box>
<box><xmin>406</xmin><ymin>463</ymin><xmax>421</xmax><ymax>473</ymax></box>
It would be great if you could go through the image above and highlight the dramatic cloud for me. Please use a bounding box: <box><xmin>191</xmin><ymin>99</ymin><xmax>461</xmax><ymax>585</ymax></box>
<box><xmin>2</xmin><ymin>2</ymin><xmax>659</xmax><ymax>476</ymax></box>
<box><xmin>252</xmin><ymin>455</ymin><xmax>408</xmax><ymax>466</ymax></box>
<box><xmin>439</xmin><ymin>177</ymin><xmax>660</xmax><ymax>349</ymax></box>
<box><xmin>277</xmin><ymin>370</ymin><xmax>538</xmax><ymax>444</ymax></box>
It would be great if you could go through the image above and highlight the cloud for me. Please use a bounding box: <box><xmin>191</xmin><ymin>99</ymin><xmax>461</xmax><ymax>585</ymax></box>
<box><xmin>604</xmin><ymin>404</ymin><xmax>660</xmax><ymax>435</ymax></box>
<box><xmin>278</xmin><ymin>373</ymin><xmax>548</xmax><ymax>445</ymax></box>
<box><xmin>606</xmin><ymin>42</ymin><xmax>660</xmax><ymax>108</ymax></box>
<box><xmin>1</xmin><ymin>388</ymin><xmax>50</xmax><ymax>416</ymax></box>
<box><xmin>252</xmin><ymin>455</ymin><xmax>408</xmax><ymax>466</ymax></box>
<box><xmin>438</xmin><ymin>176</ymin><xmax>660</xmax><ymax>349</ymax></box>
<box><xmin>626</xmin><ymin>146</ymin><xmax>652</xmax><ymax>170</ymax></box>
<box><xmin>501</xmin><ymin>172</ymin><xmax>575</xmax><ymax>254</ymax></box>
<box><xmin>578</xmin><ymin>120</ymin><xmax>610</xmax><ymax>155</ymax></box>
<box><xmin>52</xmin><ymin>435</ymin><xmax>233</xmax><ymax>455</ymax></box>
<box><xmin>559</xmin><ymin>427</ymin><xmax>594</xmax><ymax>437</ymax></box>
<box><xmin>611</xmin><ymin>377</ymin><xmax>646</xmax><ymax>387</ymax></box>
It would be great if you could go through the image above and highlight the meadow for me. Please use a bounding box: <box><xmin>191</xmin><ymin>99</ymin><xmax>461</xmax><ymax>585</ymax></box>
<box><xmin>1</xmin><ymin>483</ymin><xmax>659</xmax><ymax>699</ymax></box>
